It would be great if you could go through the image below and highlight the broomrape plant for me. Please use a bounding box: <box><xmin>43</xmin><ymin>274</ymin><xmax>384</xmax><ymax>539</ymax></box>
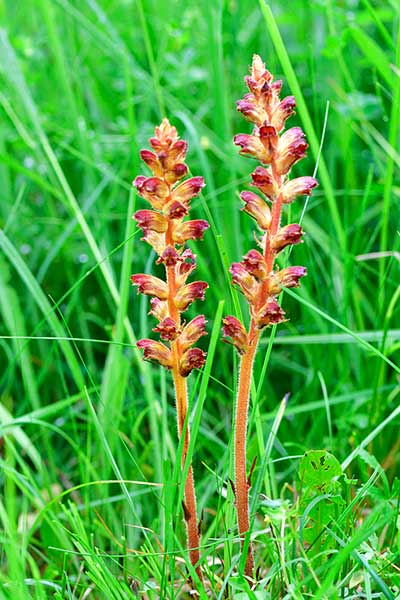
<box><xmin>131</xmin><ymin>56</ymin><xmax>318</xmax><ymax>585</ymax></box>
<box><xmin>131</xmin><ymin>119</ymin><xmax>209</xmax><ymax>580</ymax></box>
<box><xmin>222</xmin><ymin>54</ymin><xmax>318</xmax><ymax>577</ymax></box>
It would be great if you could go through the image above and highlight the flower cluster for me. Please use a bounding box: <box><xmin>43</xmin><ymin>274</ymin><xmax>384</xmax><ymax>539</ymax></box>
<box><xmin>131</xmin><ymin>119</ymin><xmax>209</xmax><ymax>376</ymax></box>
<box><xmin>223</xmin><ymin>55</ymin><xmax>318</xmax><ymax>353</ymax></box>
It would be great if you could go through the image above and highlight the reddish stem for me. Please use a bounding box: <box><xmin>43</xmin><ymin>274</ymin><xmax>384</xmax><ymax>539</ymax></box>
<box><xmin>166</xmin><ymin>212</ymin><xmax>202</xmax><ymax>581</ymax></box>
<box><xmin>234</xmin><ymin>180</ymin><xmax>283</xmax><ymax>578</ymax></box>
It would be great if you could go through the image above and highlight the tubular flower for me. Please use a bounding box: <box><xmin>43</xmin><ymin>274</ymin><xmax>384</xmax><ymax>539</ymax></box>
<box><xmin>225</xmin><ymin>55</ymin><xmax>318</xmax><ymax>578</ymax></box>
<box><xmin>136</xmin><ymin>339</ymin><xmax>172</xmax><ymax>369</ymax></box>
<box><xmin>132</xmin><ymin>119</ymin><xmax>209</xmax><ymax>371</ymax></box>
<box><xmin>240</xmin><ymin>191</ymin><xmax>272</xmax><ymax>230</ymax></box>
<box><xmin>222</xmin><ymin>316</ymin><xmax>248</xmax><ymax>354</ymax></box>
<box><xmin>131</xmin><ymin>119</ymin><xmax>209</xmax><ymax>580</ymax></box>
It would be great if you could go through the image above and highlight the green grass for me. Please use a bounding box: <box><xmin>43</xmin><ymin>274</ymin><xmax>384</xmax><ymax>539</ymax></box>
<box><xmin>0</xmin><ymin>0</ymin><xmax>399</xmax><ymax>598</ymax></box>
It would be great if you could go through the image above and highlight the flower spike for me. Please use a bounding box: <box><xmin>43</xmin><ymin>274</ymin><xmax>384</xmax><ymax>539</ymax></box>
<box><xmin>131</xmin><ymin>119</ymin><xmax>209</xmax><ymax>582</ymax></box>
<box><xmin>224</xmin><ymin>55</ymin><xmax>318</xmax><ymax>578</ymax></box>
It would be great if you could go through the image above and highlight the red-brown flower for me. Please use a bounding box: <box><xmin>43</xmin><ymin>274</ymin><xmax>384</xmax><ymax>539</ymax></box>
<box><xmin>136</xmin><ymin>339</ymin><xmax>172</xmax><ymax>369</ymax></box>
<box><xmin>240</xmin><ymin>191</ymin><xmax>272</xmax><ymax>230</ymax></box>
<box><xmin>179</xmin><ymin>347</ymin><xmax>206</xmax><ymax>377</ymax></box>
<box><xmin>271</xmin><ymin>224</ymin><xmax>304</xmax><ymax>252</ymax></box>
<box><xmin>131</xmin><ymin>119</ymin><xmax>208</xmax><ymax>581</ymax></box>
<box><xmin>222</xmin><ymin>316</ymin><xmax>248</xmax><ymax>354</ymax></box>
<box><xmin>174</xmin><ymin>281</ymin><xmax>208</xmax><ymax>311</ymax></box>
<box><xmin>131</xmin><ymin>274</ymin><xmax>168</xmax><ymax>299</ymax></box>
<box><xmin>224</xmin><ymin>55</ymin><xmax>318</xmax><ymax>579</ymax></box>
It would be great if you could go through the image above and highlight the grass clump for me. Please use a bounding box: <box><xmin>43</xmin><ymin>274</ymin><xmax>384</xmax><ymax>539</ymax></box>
<box><xmin>0</xmin><ymin>1</ymin><xmax>399</xmax><ymax>598</ymax></box>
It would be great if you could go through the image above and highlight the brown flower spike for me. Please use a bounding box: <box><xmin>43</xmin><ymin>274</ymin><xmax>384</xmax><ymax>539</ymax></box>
<box><xmin>131</xmin><ymin>119</ymin><xmax>209</xmax><ymax>581</ymax></box>
<box><xmin>224</xmin><ymin>56</ymin><xmax>318</xmax><ymax>577</ymax></box>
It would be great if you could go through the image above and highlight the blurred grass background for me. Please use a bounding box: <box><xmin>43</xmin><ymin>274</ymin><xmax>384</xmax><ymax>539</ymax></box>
<box><xmin>0</xmin><ymin>0</ymin><xmax>399</xmax><ymax>598</ymax></box>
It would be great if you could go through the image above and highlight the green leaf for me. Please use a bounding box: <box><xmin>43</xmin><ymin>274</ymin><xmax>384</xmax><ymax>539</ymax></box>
<box><xmin>299</xmin><ymin>450</ymin><xmax>343</xmax><ymax>492</ymax></box>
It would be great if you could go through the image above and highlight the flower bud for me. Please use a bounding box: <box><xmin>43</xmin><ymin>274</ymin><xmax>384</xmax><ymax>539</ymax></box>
<box><xmin>230</xmin><ymin>262</ymin><xmax>259</xmax><ymax>302</ymax></box>
<box><xmin>281</xmin><ymin>176</ymin><xmax>318</xmax><ymax>204</ymax></box>
<box><xmin>158</xmin><ymin>139</ymin><xmax>188</xmax><ymax>169</ymax></box>
<box><xmin>131</xmin><ymin>274</ymin><xmax>168</xmax><ymax>299</ymax></box>
<box><xmin>179</xmin><ymin>315</ymin><xmax>207</xmax><ymax>351</ymax></box>
<box><xmin>134</xmin><ymin>209</ymin><xmax>168</xmax><ymax>233</ymax></box>
<box><xmin>240</xmin><ymin>191</ymin><xmax>272</xmax><ymax>230</ymax></box>
<box><xmin>172</xmin><ymin>219</ymin><xmax>209</xmax><ymax>244</ymax></box>
<box><xmin>242</xmin><ymin>249</ymin><xmax>267</xmax><ymax>280</ymax></box>
<box><xmin>153</xmin><ymin>317</ymin><xmax>180</xmax><ymax>341</ymax></box>
<box><xmin>256</xmin><ymin>299</ymin><xmax>286</xmax><ymax>329</ymax></box>
<box><xmin>250</xmin><ymin>166</ymin><xmax>277</xmax><ymax>199</ymax></box>
<box><xmin>140</xmin><ymin>149</ymin><xmax>163</xmax><ymax>177</ymax></box>
<box><xmin>275</xmin><ymin>127</ymin><xmax>308</xmax><ymax>175</ymax></box>
<box><xmin>149</xmin><ymin>297</ymin><xmax>168</xmax><ymax>321</ymax></box>
<box><xmin>174</xmin><ymin>281</ymin><xmax>208</xmax><ymax>311</ymax></box>
<box><xmin>222</xmin><ymin>316</ymin><xmax>248</xmax><ymax>354</ymax></box>
<box><xmin>244</xmin><ymin>54</ymin><xmax>273</xmax><ymax>95</ymax></box>
<box><xmin>137</xmin><ymin>338</ymin><xmax>172</xmax><ymax>369</ymax></box>
<box><xmin>179</xmin><ymin>347</ymin><xmax>206</xmax><ymax>377</ymax></box>
<box><xmin>165</xmin><ymin>162</ymin><xmax>188</xmax><ymax>185</ymax></box>
<box><xmin>271</xmin><ymin>224</ymin><xmax>303</xmax><ymax>252</ymax></box>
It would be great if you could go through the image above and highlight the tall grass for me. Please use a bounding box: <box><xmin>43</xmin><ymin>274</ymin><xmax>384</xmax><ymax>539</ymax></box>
<box><xmin>0</xmin><ymin>0</ymin><xmax>399</xmax><ymax>598</ymax></box>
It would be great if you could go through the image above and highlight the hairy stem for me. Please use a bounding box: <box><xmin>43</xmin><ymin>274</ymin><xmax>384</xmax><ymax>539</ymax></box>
<box><xmin>166</xmin><ymin>220</ymin><xmax>202</xmax><ymax>580</ymax></box>
<box><xmin>171</xmin><ymin>365</ymin><xmax>202</xmax><ymax>579</ymax></box>
<box><xmin>234</xmin><ymin>179</ymin><xmax>283</xmax><ymax>578</ymax></box>
<box><xmin>234</xmin><ymin>328</ymin><xmax>259</xmax><ymax>577</ymax></box>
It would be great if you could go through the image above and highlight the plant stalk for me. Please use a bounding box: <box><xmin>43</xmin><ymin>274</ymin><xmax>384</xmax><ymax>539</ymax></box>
<box><xmin>234</xmin><ymin>329</ymin><xmax>259</xmax><ymax>577</ymax></box>
<box><xmin>166</xmin><ymin>222</ymin><xmax>202</xmax><ymax>581</ymax></box>
<box><xmin>172</xmin><ymin>365</ymin><xmax>202</xmax><ymax>580</ymax></box>
<box><xmin>234</xmin><ymin>181</ymin><xmax>283</xmax><ymax>578</ymax></box>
